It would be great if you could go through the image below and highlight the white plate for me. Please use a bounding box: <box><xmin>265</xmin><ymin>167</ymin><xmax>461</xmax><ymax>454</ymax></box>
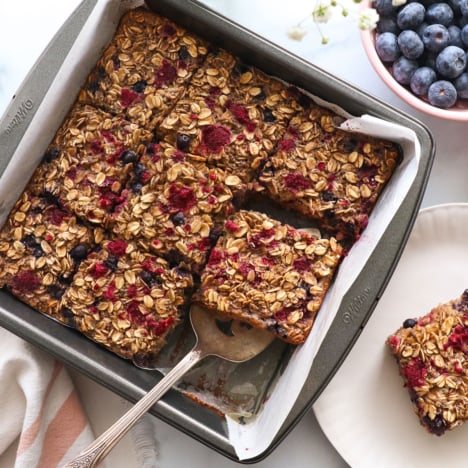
<box><xmin>313</xmin><ymin>204</ymin><xmax>468</xmax><ymax>468</ymax></box>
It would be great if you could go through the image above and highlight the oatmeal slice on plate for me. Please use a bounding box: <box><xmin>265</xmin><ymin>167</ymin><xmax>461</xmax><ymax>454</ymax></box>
<box><xmin>387</xmin><ymin>290</ymin><xmax>468</xmax><ymax>436</ymax></box>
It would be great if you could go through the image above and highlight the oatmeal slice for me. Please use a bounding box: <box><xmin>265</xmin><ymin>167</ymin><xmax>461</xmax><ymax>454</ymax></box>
<box><xmin>194</xmin><ymin>210</ymin><xmax>342</xmax><ymax>344</ymax></box>
<box><xmin>78</xmin><ymin>7</ymin><xmax>208</xmax><ymax>130</ymax></box>
<box><xmin>28</xmin><ymin>104</ymin><xmax>153</xmax><ymax>226</ymax></box>
<box><xmin>387</xmin><ymin>290</ymin><xmax>468</xmax><ymax>436</ymax></box>
<box><xmin>60</xmin><ymin>238</ymin><xmax>193</xmax><ymax>363</ymax></box>
<box><xmin>0</xmin><ymin>192</ymin><xmax>102</xmax><ymax>318</ymax></box>
<box><xmin>158</xmin><ymin>51</ymin><xmax>303</xmax><ymax>183</ymax></box>
<box><xmin>258</xmin><ymin>103</ymin><xmax>402</xmax><ymax>239</ymax></box>
<box><xmin>110</xmin><ymin>141</ymin><xmax>244</xmax><ymax>273</ymax></box>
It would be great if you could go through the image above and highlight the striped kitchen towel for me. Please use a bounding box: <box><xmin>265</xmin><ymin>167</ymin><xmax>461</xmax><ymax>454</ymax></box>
<box><xmin>0</xmin><ymin>327</ymin><xmax>97</xmax><ymax>468</ymax></box>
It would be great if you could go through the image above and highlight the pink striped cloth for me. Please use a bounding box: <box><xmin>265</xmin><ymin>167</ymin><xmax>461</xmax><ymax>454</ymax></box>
<box><xmin>0</xmin><ymin>327</ymin><xmax>96</xmax><ymax>467</ymax></box>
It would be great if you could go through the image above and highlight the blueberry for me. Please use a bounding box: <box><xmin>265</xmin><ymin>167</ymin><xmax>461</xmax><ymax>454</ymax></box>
<box><xmin>104</xmin><ymin>255</ymin><xmax>118</xmax><ymax>272</ymax></box>
<box><xmin>60</xmin><ymin>307</ymin><xmax>76</xmax><ymax>327</ymax></box>
<box><xmin>140</xmin><ymin>270</ymin><xmax>153</xmax><ymax>285</ymax></box>
<box><xmin>376</xmin><ymin>32</ymin><xmax>401</xmax><ymax>62</ymax></box>
<box><xmin>42</xmin><ymin>147</ymin><xmax>60</xmax><ymax>163</ymax></box>
<box><xmin>33</xmin><ymin>247</ymin><xmax>44</xmax><ymax>258</ymax></box>
<box><xmin>398</xmin><ymin>30</ymin><xmax>425</xmax><ymax>59</ymax></box>
<box><xmin>254</xmin><ymin>89</ymin><xmax>267</xmax><ymax>101</ymax></box>
<box><xmin>462</xmin><ymin>289</ymin><xmax>468</xmax><ymax>304</ymax></box>
<box><xmin>22</xmin><ymin>234</ymin><xmax>39</xmax><ymax>249</ymax></box>
<box><xmin>460</xmin><ymin>0</ymin><xmax>468</xmax><ymax>16</ymax></box>
<box><xmin>232</xmin><ymin>62</ymin><xmax>250</xmax><ymax>77</ymax></box>
<box><xmin>321</xmin><ymin>190</ymin><xmax>338</xmax><ymax>202</ymax></box>
<box><xmin>178</xmin><ymin>45</ymin><xmax>190</xmax><ymax>61</ymax></box>
<box><xmin>263</xmin><ymin>108</ymin><xmax>277</xmax><ymax>122</ymax></box>
<box><xmin>47</xmin><ymin>285</ymin><xmax>65</xmax><ymax>300</ymax></box>
<box><xmin>436</xmin><ymin>45</ymin><xmax>466</xmax><ymax>77</ymax></box>
<box><xmin>448</xmin><ymin>24</ymin><xmax>463</xmax><ymax>46</ymax></box>
<box><xmin>176</xmin><ymin>133</ymin><xmax>191</xmax><ymax>152</ymax></box>
<box><xmin>410</xmin><ymin>66</ymin><xmax>437</xmax><ymax>95</ymax></box>
<box><xmin>132</xmin><ymin>80</ymin><xmax>147</xmax><ymax>93</ymax></box>
<box><xmin>70</xmin><ymin>244</ymin><xmax>88</xmax><ymax>262</ymax></box>
<box><xmin>397</xmin><ymin>3</ymin><xmax>426</xmax><ymax>30</ymax></box>
<box><xmin>166</xmin><ymin>248</ymin><xmax>185</xmax><ymax>267</ymax></box>
<box><xmin>392</xmin><ymin>56</ymin><xmax>419</xmax><ymax>84</ymax></box>
<box><xmin>131</xmin><ymin>181</ymin><xmax>143</xmax><ymax>193</ymax></box>
<box><xmin>171</xmin><ymin>212</ymin><xmax>186</xmax><ymax>226</ymax></box>
<box><xmin>426</xmin><ymin>3</ymin><xmax>454</xmax><ymax>26</ymax></box>
<box><xmin>58</xmin><ymin>273</ymin><xmax>73</xmax><ymax>285</ymax></box>
<box><xmin>134</xmin><ymin>162</ymin><xmax>147</xmax><ymax>178</ymax></box>
<box><xmin>112</xmin><ymin>54</ymin><xmax>120</xmax><ymax>69</ymax></box>
<box><xmin>461</xmin><ymin>23</ymin><xmax>468</xmax><ymax>46</ymax></box>
<box><xmin>454</xmin><ymin>72</ymin><xmax>468</xmax><ymax>97</ymax></box>
<box><xmin>374</xmin><ymin>0</ymin><xmax>398</xmax><ymax>16</ymax></box>
<box><xmin>421</xmin><ymin>24</ymin><xmax>450</xmax><ymax>52</ymax></box>
<box><xmin>209</xmin><ymin>226</ymin><xmax>223</xmax><ymax>244</ymax></box>
<box><xmin>428</xmin><ymin>80</ymin><xmax>458</xmax><ymax>107</ymax></box>
<box><xmin>140</xmin><ymin>270</ymin><xmax>161</xmax><ymax>287</ymax></box>
<box><xmin>449</xmin><ymin>0</ymin><xmax>463</xmax><ymax>13</ymax></box>
<box><xmin>377</xmin><ymin>17</ymin><xmax>400</xmax><ymax>34</ymax></box>
<box><xmin>120</xmin><ymin>150</ymin><xmax>138</xmax><ymax>164</ymax></box>
<box><xmin>403</xmin><ymin>318</ymin><xmax>418</xmax><ymax>328</ymax></box>
<box><xmin>423</xmin><ymin>414</ymin><xmax>447</xmax><ymax>436</ymax></box>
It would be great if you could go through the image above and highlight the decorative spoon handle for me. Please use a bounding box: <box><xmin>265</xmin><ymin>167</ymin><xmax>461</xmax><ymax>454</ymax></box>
<box><xmin>63</xmin><ymin>347</ymin><xmax>203</xmax><ymax>468</ymax></box>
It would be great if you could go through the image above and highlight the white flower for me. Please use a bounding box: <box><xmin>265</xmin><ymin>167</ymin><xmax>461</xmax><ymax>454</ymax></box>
<box><xmin>312</xmin><ymin>1</ymin><xmax>334</xmax><ymax>24</ymax></box>
<box><xmin>287</xmin><ymin>25</ymin><xmax>309</xmax><ymax>41</ymax></box>
<box><xmin>392</xmin><ymin>0</ymin><xmax>407</xmax><ymax>6</ymax></box>
<box><xmin>358</xmin><ymin>8</ymin><xmax>380</xmax><ymax>30</ymax></box>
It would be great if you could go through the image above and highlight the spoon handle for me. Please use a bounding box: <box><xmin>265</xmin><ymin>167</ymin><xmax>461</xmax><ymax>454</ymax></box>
<box><xmin>63</xmin><ymin>347</ymin><xmax>204</xmax><ymax>468</ymax></box>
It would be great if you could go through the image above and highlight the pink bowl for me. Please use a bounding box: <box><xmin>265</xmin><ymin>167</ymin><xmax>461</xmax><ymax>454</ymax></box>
<box><xmin>360</xmin><ymin>28</ymin><xmax>468</xmax><ymax>121</ymax></box>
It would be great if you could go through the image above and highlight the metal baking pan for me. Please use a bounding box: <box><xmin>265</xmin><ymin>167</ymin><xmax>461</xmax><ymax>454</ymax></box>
<box><xmin>0</xmin><ymin>0</ymin><xmax>435</xmax><ymax>462</ymax></box>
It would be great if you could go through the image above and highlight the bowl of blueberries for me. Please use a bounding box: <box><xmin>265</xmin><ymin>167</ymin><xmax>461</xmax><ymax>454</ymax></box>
<box><xmin>361</xmin><ymin>0</ymin><xmax>468</xmax><ymax>120</ymax></box>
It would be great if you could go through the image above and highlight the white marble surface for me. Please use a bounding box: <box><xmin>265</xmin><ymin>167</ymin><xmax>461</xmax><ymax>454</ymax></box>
<box><xmin>1</xmin><ymin>1</ymin><xmax>468</xmax><ymax>467</ymax></box>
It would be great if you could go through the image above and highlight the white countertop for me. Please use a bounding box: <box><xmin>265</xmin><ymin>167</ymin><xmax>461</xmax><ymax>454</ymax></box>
<box><xmin>1</xmin><ymin>1</ymin><xmax>467</xmax><ymax>467</ymax></box>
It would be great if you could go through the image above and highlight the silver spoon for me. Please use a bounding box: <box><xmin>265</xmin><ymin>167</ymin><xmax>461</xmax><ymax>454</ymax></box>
<box><xmin>64</xmin><ymin>304</ymin><xmax>275</xmax><ymax>468</ymax></box>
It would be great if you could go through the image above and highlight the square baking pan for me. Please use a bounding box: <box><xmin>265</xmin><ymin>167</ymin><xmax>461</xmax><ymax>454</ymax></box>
<box><xmin>0</xmin><ymin>0</ymin><xmax>435</xmax><ymax>462</ymax></box>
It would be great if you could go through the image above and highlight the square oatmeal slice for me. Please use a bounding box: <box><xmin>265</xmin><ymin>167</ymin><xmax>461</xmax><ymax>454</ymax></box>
<box><xmin>110</xmin><ymin>141</ymin><xmax>244</xmax><ymax>273</ymax></box>
<box><xmin>194</xmin><ymin>210</ymin><xmax>342</xmax><ymax>344</ymax></box>
<box><xmin>28</xmin><ymin>104</ymin><xmax>153</xmax><ymax>226</ymax></box>
<box><xmin>0</xmin><ymin>191</ymin><xmax>102</xmax><ymax>318</ymax></box>
<box><xmin>60</xmin><ymin>237</ymin><xmax>193</xmax><ymax>364</ymax></box>
<box><xmin>158</xmin><ymin>51</ymin><xmax>302</xmax><ymax>183</ymax></box>
<box><xmin>78</xmin><ymin>7</ymin><xmax>208</xmax><ymax>130</ymax></box>
<box><xmin>258</xmin><ymin>102</ymin><xmax>402</xmax><ymax>239</ymax></box>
